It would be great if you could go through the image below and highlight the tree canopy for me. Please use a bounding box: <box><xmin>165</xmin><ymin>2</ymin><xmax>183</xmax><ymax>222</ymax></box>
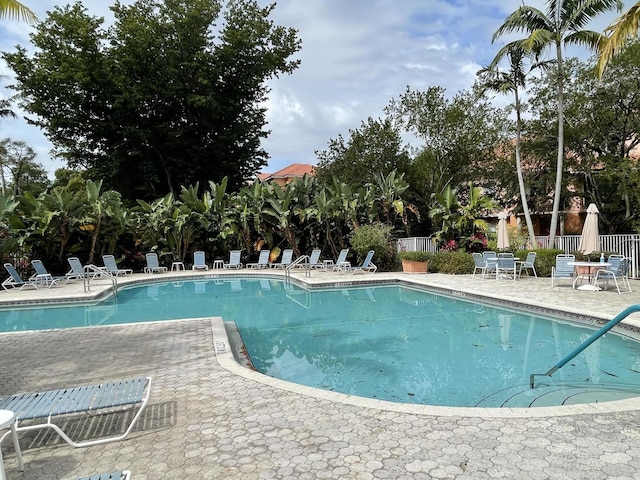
<box><xmin>3</xmin><ymin>0</ymin><xmax>301</xmax><ymax>200</ymax></box>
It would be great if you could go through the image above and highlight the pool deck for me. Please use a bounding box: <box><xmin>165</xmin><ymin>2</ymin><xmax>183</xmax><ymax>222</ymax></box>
<box><xmin>2</xmin><ymin>269</ymin><xmax>640</xmax><ymax>479</ymax></box>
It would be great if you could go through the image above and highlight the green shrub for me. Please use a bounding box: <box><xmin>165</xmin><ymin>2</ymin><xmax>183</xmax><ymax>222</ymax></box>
<box><xmin>428</xmin><ymin>251</ymin><xmax>475</xmax><ymax>274</ymax></box>
<box><xmin>349</xmin><ymin>223</ymin><xmax>394</xmax><ymax>270</ymax></box>
<box><xmin>399</xmin><ymin>251</ymin><xmax>433</xmax><ymax>262</ymax></box>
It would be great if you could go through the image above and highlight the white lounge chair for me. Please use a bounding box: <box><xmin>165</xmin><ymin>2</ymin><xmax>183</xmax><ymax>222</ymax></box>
<box><xmin>0</xmin><ymin>377</ymin><xmax>152</xmax><ymax>471</ymax></box>
<box><xmin>2</xmin><ymin>263</ymin><xmax>39</xmax><ymax>290</ymax></box>
<box><xmin>66</xmin><ymin>257</ymin><xmax>93</xmax><ymax>281</ymax></box>
<box><xmin>144</xmin><ymin>253</ymin><xmax>168</xmax><ymax>274</ymax></box>
<box><xmin>30</xmin><ymin>259</ymin><xmax>65</xmax><ymax>287</ymax></box>
<box><xmin>343</xmin><ymin>250</ymin><xmax>377</xmax><ymax>275</ymax></box>
<box><xmin>331</xmin><ymin>248</ymin><xmax>350</xmax><ymax>271</ymax></box>
<box><xmin>308</xmin><ymin>249</ymin><xmax>322</xmax><ymax>269</ymax></box>
<box><xmin>102</xmin><ymin>255</ymin><xmax>133</xmax><ymax>276</ymax></box>
<box><xmin>223</xmin><ymin>250</ymin><xmax>243</xmax><ymax>269</ymax></box>
<box><xmin>271</xmin><ymin>249</ymin><xmax>293</xmax><ymax>269</ymax></box>
<box><xmin>76</xmin><ymin>470</ymin><xmax>131</xmax><ymax>480</ymax></box>
<box><xmin>551</xmin><ymin>254</ymin><xmax>575</xmax><ymax>287</ymax></box>
<box><xmin>192</xmin><ymin>251</ymin><xmax>209</xmax><ymax>270</ymax></box>
<box><xmin>246</xmin><ymin>249</ymin><xmax>270</xmax><ymax>269</ymax></box>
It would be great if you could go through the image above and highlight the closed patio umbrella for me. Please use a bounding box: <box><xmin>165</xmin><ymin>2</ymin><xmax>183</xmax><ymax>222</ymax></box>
<box><xmin>497</xmin><ymin>212</ymin><xmax>510</xmax><ymax>250</ymax></box>
<box><xmin>578</xmin><ymin>203</ymin><xmax>600</xmax><ymax>256</ymax></box>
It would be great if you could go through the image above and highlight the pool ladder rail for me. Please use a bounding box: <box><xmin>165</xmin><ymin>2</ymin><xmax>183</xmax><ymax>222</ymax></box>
<box><xmin>285</xmin><ymin>254</ymin><xmax>312</xmax><ymax>281</ymax></box>
<box><xmin>530</xmin><ymin>304</ymin><xmax>640</xmax><ymax>388</ymax></box>
<box><xmin>82</xmin><ymin>264</ymin><xmax>117</xmax><ymax>296</ymax></box>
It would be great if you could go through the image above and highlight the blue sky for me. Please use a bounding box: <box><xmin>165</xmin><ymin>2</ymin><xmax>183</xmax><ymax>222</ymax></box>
<box><xmin>0</xmin><ymin>0</ymin><xmax>623</xmax><ymax>177</ymax></box>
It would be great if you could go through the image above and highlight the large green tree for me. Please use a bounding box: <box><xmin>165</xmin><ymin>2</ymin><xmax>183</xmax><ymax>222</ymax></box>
<box><xmin>529</xmin><ymin>47</ymin><xmax>640</xmax><ymax>233</ymax></box>
<box><xmin>493</xmin><ymin>0</ymin><xmax>623</xmax><ymax>247</ymax></box>
<box><xmin>3</xmin><ymin>0</ymin><xmax>301</xmax><ymax>200</ymax></box>
<box><xmin>385</xmin><ymin>85</ymin><xmax>510</xmax><ymax>200</ymax></box>
<box><xmin>314</xmin><ymin>117</ymin><xmax>411</xmax><ymax>189</ymax></box>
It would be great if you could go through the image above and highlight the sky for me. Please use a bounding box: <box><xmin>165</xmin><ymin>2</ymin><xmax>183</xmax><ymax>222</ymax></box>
<box><xmin>0</xmin><ymin>0</ymin><xmax>624</xmax><ymax>178</ymax></box>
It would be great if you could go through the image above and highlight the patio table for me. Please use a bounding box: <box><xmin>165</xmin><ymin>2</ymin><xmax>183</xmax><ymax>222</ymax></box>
<box><xmin>568</xmin><ymin>261</ymin><xmax>610</xmax><ymax>291</ymax></box>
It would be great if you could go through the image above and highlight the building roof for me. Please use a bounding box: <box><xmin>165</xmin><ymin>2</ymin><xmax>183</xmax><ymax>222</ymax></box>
<box><xmin>261</xmin><ymin>163</ymin><xmax>315</xmax><ymax>181</ymax></box>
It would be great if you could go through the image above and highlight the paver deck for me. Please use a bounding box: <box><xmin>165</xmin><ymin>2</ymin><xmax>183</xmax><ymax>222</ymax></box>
<box><xmin>1</xmin><ymin>269</ymin><xmax>640</xmax><ymax>479</ymax></box>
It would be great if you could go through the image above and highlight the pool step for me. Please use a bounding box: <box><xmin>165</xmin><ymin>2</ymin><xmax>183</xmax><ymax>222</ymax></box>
<box><xmin>476</xmin><ymin>383</ymin><xmax>640</xmax><ymax>408</ymax></box>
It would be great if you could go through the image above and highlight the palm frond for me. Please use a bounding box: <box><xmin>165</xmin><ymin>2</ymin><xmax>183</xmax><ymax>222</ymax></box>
<box><xmin>492</xmin><ymin>6</ymin><xmax>551</xmax><ymax>42</ymax></box>
<box><xmin>0</xmin><ymin>0</ymin><xmax>38</xmax><ymax>24</ymax></box>
<box><xmin>597</xmin><ymin>3</ymin><xmax>640</xmax><ymax>77</ymax></box>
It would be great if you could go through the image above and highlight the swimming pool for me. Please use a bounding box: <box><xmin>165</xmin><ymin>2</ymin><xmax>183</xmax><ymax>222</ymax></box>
<box><xmin>3</xmin><ymin>277</ymin><xmax>640</xmax><ymax>407</ymax></box>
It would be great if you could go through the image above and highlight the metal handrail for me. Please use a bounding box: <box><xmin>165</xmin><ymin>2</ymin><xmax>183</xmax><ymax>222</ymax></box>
<box><xmin>285</xmin><ymin>255</ymin><xmax>311</xmax><ymax>281</ymax></box>
<box><xmin>83</xmin><ymin>264</ymin><xmax>117</xmax><ymax>296</ymax></box>
<box><xmin>530</xmin><ymin>304</ymin><xmax>640</xmax><ymax>388</ymax></box>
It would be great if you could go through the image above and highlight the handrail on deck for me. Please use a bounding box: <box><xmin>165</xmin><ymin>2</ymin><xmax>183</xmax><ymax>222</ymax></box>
<box><xmin>83</xmin><ymin>264</ymin><xmax>117</xmax><ymax>296</ymax></box>
<box><xmin>530</xmin><ymin>304</ymin><xmax>640</xmax><ymax>388</ymax></box>
<box><xmin>285</xmin><ymin>255</ymin><xmax>311</xmax><ymax>281</ymax></box>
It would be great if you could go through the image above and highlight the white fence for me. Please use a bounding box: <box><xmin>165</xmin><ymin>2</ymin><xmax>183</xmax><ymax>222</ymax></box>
<box><xmin>398</xmin><ymin>234</ymin><xmax>640</xmax><ymax>279</ymax></box>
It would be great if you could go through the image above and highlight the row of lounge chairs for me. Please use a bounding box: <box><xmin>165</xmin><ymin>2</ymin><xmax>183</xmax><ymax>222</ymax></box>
<box><xmin>189</xmin><ymin>248</ymin><xmax>377</xmax><ymax>274</ymax></box>
<box><xmin>2</xmin><ymin>248</ymin><xmax>378</xmax><ymax>292</ymax></box>
<box><xmin>2</xmin><ymin>255</ymin><xmax>134</xmax><ymax>291</ymax></box>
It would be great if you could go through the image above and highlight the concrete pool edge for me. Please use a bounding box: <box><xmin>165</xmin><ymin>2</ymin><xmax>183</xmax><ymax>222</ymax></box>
<box><xmin>209</xmin><ymin>317</ymin><xmax>640</xmax><ymax>419</ymax></box>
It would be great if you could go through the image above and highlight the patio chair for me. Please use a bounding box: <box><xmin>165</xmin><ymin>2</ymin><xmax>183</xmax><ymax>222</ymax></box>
<box><xmin>0</xmin><ymin>377</ymin><xmax>152</xmax><ymax>470</ymax></box>
<box><xmin>102</xmin><ymin>255</ymin><xmax>133</xmax><ymax>276</ymax></box>
<box><xmin>76</xmin><ymin>470</ymin><xmax>131</xmax><ymax>480</ymax></box>
<box><xmin>551</xmin><ymin>254</ymin><xmax>575</xmax><ymax>287</ymax></box>
<box><xmin>29</xmin><ymin>259</ymin><xmax>66</xmax><ymax>287</ymax></box>
<box><xmin>482</xmin><ymin>251</ymin><xmax>497</xmax><ymax>279</ymax></box>
<box><xmin>144</xmin><ymin>252</ymin><xmax>168</xmax><ymax>274</ymax></box>
<box><xmin>472</xmin><ymin>252</ymin><xmax>487</xmax><ymax>279</ymax></box>
<box><xmin>594</xmin><ymin>255</ymin><xmax>632</xmax><ymax>294</ymax></box>
<box><xmin>246</xmin><ymin>249</ymin><xmax>270</xmax><ymax>269</ymax></box>
<box><xmin>495</xmin><ymin>253</ymin><xmax>517</xmax><ymax>281</ymax></box>
<box><xmin>344</xmin><ymin>250</ymin><xmax>377</xmax><ymax>275</ymax></box>
<box><xmin>518</xmin><ymin>252</ymin><xmax>537</xmax><ymax>277</ymax></box>
<box><xmin>192</xmin><ymin>251</ymin><xmax>209</xmax><ymax>270</ymax></box>
<box><xmin>223</xmin><ymin>250</ymin><xmax>243</xmax><ymax>269</ymax></box>
<box><xmin>271</xmin><ymin>249</ymin><xmax>293</xmax><ymax>269</ymax></box>
<box><xmin>2</xmin><ymin>263</ymin><xmax>39</xmax><ymax>291</ymax></box>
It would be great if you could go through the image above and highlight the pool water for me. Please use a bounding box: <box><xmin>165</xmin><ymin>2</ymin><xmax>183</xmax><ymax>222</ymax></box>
<box><xmin>3</xmin><ymin>278</ymin><xmax>640</xmax><ymax>407</ymax></box>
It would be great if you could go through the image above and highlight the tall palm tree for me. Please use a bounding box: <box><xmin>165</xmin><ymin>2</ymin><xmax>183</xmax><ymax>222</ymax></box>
<box><xmin>0</xmin><ymin>0</ymin><xmax>37</xmax><ymax>24</ymax></box>
<box><xmin>493</xmin><ymin>0</ymin><xmax>622</xmax><ymax>248</ymax></box>
<box><xmin>479</xmin><ymin>44</ymin><xmax>537</xmax><ymax>247</ymax></box>
<box><xmin>597</xmin><ymin>3</ymin><xmax>640</xmax><ymax>77</ymax></box>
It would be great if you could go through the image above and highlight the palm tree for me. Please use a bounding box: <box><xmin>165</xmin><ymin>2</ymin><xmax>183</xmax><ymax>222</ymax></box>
<box><xmin>493</xmin><ymin>0</ymin><xmax>622</xmax><ymax>248</ymax></box>
<box><xmin>479</xmin><ymin>44</ymin><xmax>537</xmax><ymax>247</ymax></box>
<box><xmin>597</xmin><ymin>3</ymin><xmax>640</xmax><ymax>77</ymax></box>
<box><xmin>0</xmin><ymin>0</ymin><xmax>37</xmax><ymax>24</ymax></box>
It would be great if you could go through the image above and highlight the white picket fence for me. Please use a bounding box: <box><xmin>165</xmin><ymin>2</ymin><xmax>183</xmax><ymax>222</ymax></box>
<box><xmin>397</xmin><ymin>234</ymin><xmax>640</xmax><ymax>279</ymax></box>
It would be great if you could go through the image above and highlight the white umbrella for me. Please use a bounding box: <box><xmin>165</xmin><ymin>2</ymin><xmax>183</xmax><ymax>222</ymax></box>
<box><xmin>578</xmin><ymin>203</ymin><xmax>600</xmax><ymax>256</ymax></box>
<box><xmin>497</xmin><ymin>212</ymin><xmax>510</xmax><ymax>250</ymax></box>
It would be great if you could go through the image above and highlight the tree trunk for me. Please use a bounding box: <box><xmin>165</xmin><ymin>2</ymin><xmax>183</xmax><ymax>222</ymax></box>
<box><xmin>548</xmin><ymin>42</ymin><xmax>565</xmax><ymax>249</ymax></box>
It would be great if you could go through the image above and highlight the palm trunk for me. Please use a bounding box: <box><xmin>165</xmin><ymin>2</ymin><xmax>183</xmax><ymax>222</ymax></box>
<box><xmin>514</xmin><ymin>88</ymin><xmax>537</xmax><ymax>247</ymax></box>
<box><xmin>548</xmin><ymin>43</ymin><xmax>565</xmax><ymax>249</ymax></box>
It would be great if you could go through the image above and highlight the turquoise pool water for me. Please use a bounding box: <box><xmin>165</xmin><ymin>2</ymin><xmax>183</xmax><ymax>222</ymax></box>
<box><xmin>2</xmin><ymin>278</ymin><xmax>640</xmax><ymax>407</ymax></box>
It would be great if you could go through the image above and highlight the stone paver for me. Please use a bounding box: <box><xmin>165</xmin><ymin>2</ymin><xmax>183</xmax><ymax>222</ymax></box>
<box><xmin>1</xmin><ymin>270</ymin><xmax>640</xmax><ymax>479</ymax></box>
